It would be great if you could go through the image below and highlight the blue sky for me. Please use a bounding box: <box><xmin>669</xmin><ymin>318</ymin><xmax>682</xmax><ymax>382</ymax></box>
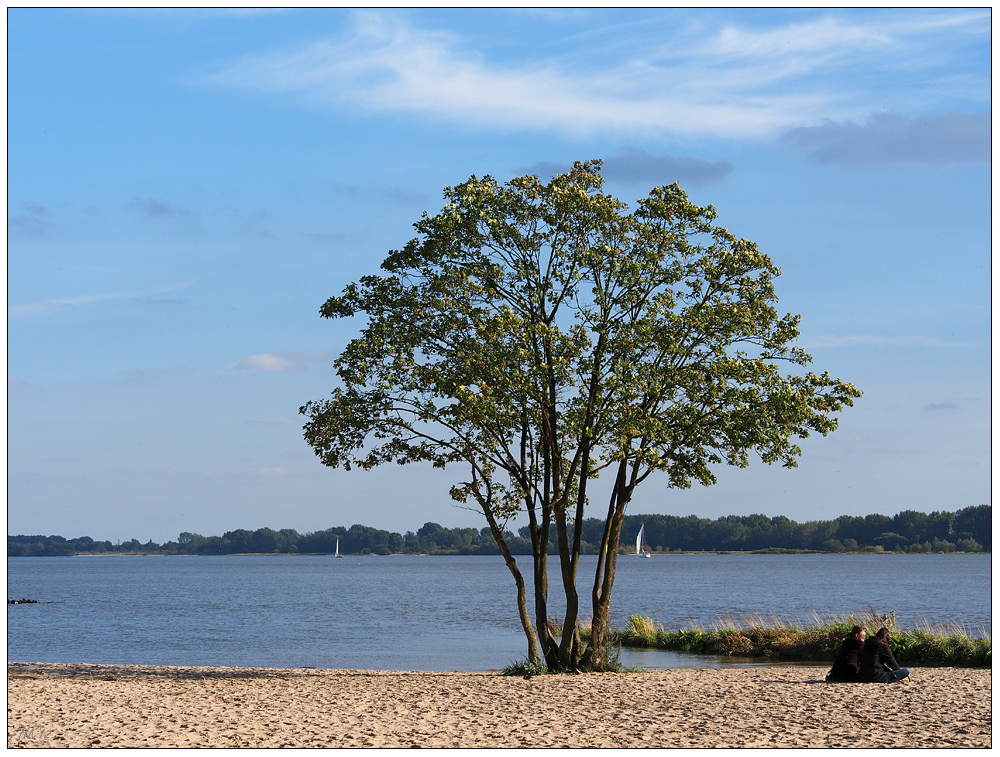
<box><xmin>7</xmin><ymin>8</ymin><xmax>991</xmax><ymax>544</ymax></box>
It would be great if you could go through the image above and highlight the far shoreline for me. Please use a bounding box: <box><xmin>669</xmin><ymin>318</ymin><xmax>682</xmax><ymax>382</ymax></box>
<box><xmin>12</xmin><ymin>549</ymin><xmax>989</xmax><ymax>557</ymax></box>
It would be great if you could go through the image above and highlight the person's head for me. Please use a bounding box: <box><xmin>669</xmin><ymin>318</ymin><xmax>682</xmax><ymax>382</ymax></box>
<box><xmin>850</xmin><ymin>625</ymin><xmax>866</xmax><ymax>641</ymax></box>
<box><xmin>873</xmin><ymin>627</ymin><xmax>891</xmax><ymax>645</ymax></box>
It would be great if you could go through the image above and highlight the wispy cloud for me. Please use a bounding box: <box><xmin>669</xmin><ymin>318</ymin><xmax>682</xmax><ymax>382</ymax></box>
<box><xmin>923</xmin><ymin>402</ymin><xmax>958</xmax><ymax>412</ymax></box>
<box><xmin>202</xmin><ymin>10</ymin><xmax>988</xmax><ymax>140</ymax></box>
<box><xmin>705</xmin><ymin>16</ymin><xmax>889</xmax><ymax>62</ymax></box>
<box><xmin>147</xmin><ymin>199</ymin><xmax>188</xmax><ymax>218</ymax></box>
<box><xmin>9</xmin><ymin>284</ymin><xmax>192</xmax><ymax>317</ymax></box>
<box><xmin>237</xmin><ymin>350</ymin><xmax>334</xmax><ymax>372</ymax></box>
<box><xmin>239</xmin><ymin>354</ymin><xmax>299</xmax><ymax>372</ymax></box>
<box><xmin>131</xmin><ymin>198</ymin><xmax>191</xmax><ymax>218</ymax></box>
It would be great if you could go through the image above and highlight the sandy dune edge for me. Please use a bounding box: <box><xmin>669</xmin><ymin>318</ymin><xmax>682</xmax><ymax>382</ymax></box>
<box><xmin>7</xmin><ymin>662</ymin><xmax>990</xmax><ymax>748</ymax></box>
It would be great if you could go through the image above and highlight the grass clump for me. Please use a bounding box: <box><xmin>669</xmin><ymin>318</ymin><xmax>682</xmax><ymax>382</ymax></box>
<box><xmin>503</xmin><ymin>618</ymin><xmax>642</xmax><ymax>675</ymax></box>
<box><xmin>502</xmin><ymin>651</ymin><xmax>633</xmax><ymax>676</ymax></box>
<box><xmin>604</xmin><ymin>607</ymin><xmax>990</xmax><ymax>668</ymax></box>
<box><xmin>502</xmin><ymin>659</ymin><xmax>550</xmax><ymax>677</ymax></box>
<box><xmin>893</xmin><ymin>627</ymin><xmax>991</xmax><ymax>667</ymax></box>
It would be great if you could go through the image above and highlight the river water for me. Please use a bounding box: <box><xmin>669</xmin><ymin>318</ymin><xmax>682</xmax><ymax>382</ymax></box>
<box><xmin>6</xmin><ymin>554</ymin><xmax>990</xmax><ymax>672</ymax></box>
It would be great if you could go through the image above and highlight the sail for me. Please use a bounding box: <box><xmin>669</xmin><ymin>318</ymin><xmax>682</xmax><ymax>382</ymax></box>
<box><xmin>636</xmin><ymin>524</ymin><xmax>644</xmax><ymax>555</ymax></box>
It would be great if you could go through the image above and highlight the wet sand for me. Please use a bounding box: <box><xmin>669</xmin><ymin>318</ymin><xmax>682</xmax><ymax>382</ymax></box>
<box><xmin>6</xmin><ymin>662</ymin><xmax>990</xmax><ymax>748</ymax></box>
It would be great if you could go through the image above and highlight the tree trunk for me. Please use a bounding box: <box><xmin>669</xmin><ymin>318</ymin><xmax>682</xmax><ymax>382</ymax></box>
<box><xmin>589</xmin><ymin>521</ymin><xmax>622</xmax><ymax>658</ymax></box>
<box><xmin>555</xmin><ymin>441</ymin><xmax>592</xmax><ymax>669</ymax></box>
<box><xmin>554</xmin><ymin>505</ymin><xmax>585</xmax><ymax>667</ymax></box>
<box><xmin>485</xmin><ymin>513</ymin><xmax>541</xmax><ymax>665</ymax></box>
<box><xmin>527</xmin><ymin>496</ymin><xmax>559</xmax><ymax>668</ymax></box>
<box><xmin>586</xmin><ymin>460</ymin><xmax>631</xmax><ymax>666</ymax></box>
<box><xmin>473</xmin><ymin>465</ymin><xmax>542</xmax><ymax>666</ymax></box>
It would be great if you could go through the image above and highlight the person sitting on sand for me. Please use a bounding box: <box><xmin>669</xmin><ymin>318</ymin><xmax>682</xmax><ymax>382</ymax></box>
<box><xmin>859</xmin><ymin>627</ymin><xmax>910</xmax><ymax>684</ymax></box>
<box><xmin>826</xmin><ymin>625</ymin><xmax>866</xmax><ymax>682</ymax></box>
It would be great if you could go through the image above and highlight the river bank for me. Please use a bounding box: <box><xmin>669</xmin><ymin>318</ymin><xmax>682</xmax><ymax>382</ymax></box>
<box><xmin>600</xmin><ymin>612</ymin><xmax>992</xmax><ymax>665</ymax></box>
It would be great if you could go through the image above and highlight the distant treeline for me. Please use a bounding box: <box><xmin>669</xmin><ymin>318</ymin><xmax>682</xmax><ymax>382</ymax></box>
<box><xmin>7</xmin><ymin>505</ymin><xmax>990</xmax><ymax>557</ymax></box>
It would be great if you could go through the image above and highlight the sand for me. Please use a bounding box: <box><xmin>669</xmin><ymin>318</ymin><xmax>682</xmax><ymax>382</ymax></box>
<box><xmin>6</xmin><ymin>662</ymin><xmax>990</xmax><ymax>748</ymax></box>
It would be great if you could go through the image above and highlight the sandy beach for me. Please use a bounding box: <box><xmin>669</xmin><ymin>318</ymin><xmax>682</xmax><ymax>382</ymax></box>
<box><xmin>6</xmin><ymin>662</ymin><xmax>990</xmax><ymax>748</ymax></box>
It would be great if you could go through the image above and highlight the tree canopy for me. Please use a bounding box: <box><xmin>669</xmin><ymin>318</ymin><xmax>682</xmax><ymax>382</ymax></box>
<box><xmin>301</xmin><ymin>161</ymin><xmax>861</xmax><ymax>670</ymax></box>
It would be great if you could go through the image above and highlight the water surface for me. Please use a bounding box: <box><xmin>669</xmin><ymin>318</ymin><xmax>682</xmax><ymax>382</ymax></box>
<box><xmin>7</xmin><ymin>554</ymin><xmax>989</xmax><ymax>671</ymax></box>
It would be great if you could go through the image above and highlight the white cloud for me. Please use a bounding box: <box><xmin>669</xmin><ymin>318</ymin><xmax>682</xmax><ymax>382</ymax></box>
<box><xmin>203</xmin><ymin>10</ymin><xmax>988</xmax><ymax>140</ymax></box>
<box><xmin>239</xmin><ymin>353</ymin><xmax>298</xmax><ymax>372</ymax></box>
<box><xmin>236</xmin><ymin>350</ymin><xmax>334</xmax><ymax>373</ymax></box>
<box><xmin>206</xmin><ymin>12</ymin><xmax>794</xmax><ymax>138</ymax></box>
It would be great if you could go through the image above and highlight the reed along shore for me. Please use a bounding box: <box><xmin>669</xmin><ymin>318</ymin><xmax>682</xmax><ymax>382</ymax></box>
<box><xmin>7</xmin><ymin>662</ymin><xmax>990</xmax><ymax>748</ymax></box>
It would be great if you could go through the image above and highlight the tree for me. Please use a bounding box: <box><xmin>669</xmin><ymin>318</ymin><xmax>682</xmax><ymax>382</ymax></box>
<box><xmin>252</xmin><ymin>528</ymin><xmax>280</xmax><ymax>553</ymax></box>
<box><xmin>953</xmin><ymin>504</ymin><xmax>991</xmax><ymax>550</ymax></box>
<box><xmin>301</xmin><ymin>161</ymin><xmax>860</xmax><ymax>670</ymax></box>
<box><xmin>823</xmin><ymin>538</ymin><xmax>845</xmax><ymax>553</ymax></box>
<box><xmin>224</xmin><ymin>529</ymin><xmax>255</xmax><ymax>553</ymax></box>
<box><xmin>177</xmin><ymin>532</ymin><xmax>204</xmax><ymax>553</ymax></box>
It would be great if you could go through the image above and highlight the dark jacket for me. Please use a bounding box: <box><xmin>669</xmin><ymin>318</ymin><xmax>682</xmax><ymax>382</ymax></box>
<box><xmin>859</xmin><ymin>637</ymin><xmax>901</xmax><ymax>683</ymax></box>
<box><xmin>827</xmin><ymin>636</ymin><xmax>865</xmax><ymax>682</ymax></box>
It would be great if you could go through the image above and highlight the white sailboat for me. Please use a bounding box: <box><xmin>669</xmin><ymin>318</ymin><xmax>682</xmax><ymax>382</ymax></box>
<box><xmin>335</xmin><ymin>537</ymin><xmax>344</xmax><ymax>558</ymax></box>
<box><xmin>636</xmin><ymin>523</ymin><xmax>652</xmax><ymax>558</ymax></box>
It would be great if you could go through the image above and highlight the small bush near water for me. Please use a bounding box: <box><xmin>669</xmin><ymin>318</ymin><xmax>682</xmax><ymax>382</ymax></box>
<box><xmin>502</xmin><ymin>624</ymin><xmax>643</xmax><ymax>676</ymax></box>
<box><xmin>602</xmin><ymin>607</ymin><xmax>990</xmax><ymax>668</ymax></box>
